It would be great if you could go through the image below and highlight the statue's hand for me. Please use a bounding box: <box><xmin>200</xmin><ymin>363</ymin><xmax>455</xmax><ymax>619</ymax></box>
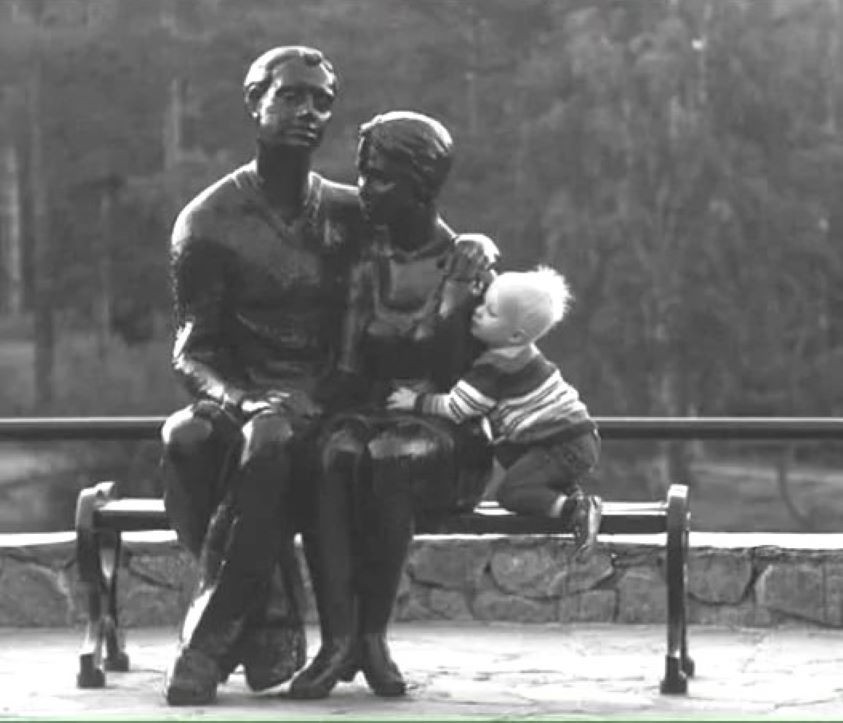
<box><xmin>239</xmin><ymin>397</ymin><xmax>274</xmax><ymax>419</ymax></box>
<box><xmin>240</xmin><ymin>389</ymin><xmax>323</xmax><ymax>421</ymax></box>
<box><xmin>449</xmin><ymin>233</ymin><xmax>499</xmax><ymax>284</ymax></box>
<box><xmin>387</xmin><ymin>387</ymin><xmax>417</xmax><ymax>411</ymax></box>
<box><xmin>272</xmin><ymin>389</ymin><xmax>323</xmax><ymax>419</ymax></box>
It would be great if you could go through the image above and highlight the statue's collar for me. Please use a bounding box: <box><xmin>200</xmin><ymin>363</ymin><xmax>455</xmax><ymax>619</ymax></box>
<box><xmin>235</xmin><ymin>162</ymin><xmax>322</xmax><ymax>232</ymax></box>
<box><xmin>374</xmin><ymin>220</ymin><xmax>453</xmax><ymax>262</ymax></box>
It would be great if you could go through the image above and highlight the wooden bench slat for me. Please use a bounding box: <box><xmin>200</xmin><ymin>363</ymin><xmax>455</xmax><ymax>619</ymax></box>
<box><xmin>93</xmin><ymin>498</ymin><xmax>670</xmax><ymax>536</ymax></box>
<box><xmin>418</xmin><ymin>511</ymin><xmax>668</xmax><ymax>535</ymax></box>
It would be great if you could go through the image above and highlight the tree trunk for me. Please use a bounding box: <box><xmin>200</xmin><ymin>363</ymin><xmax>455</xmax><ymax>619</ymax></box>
<box><xmin>0</xmin><ymin>140</ymin><xmax>24</xmax><ymax>316</ymax></box>
<box><xmin>96</xmin><ymin>189</ymin><xmax>112</xmax><ymax>361</ymax></box>
<box><xmin>163</xmin><ymin>77</ymin><xmax>184</xmax><ymax>170</ymax></box>
<box><xmin>28</xmin><ymin>60</ymin><xmax>54</xmax><ymax>408</ymax></box>
<box><xmin>464</xmin><ymin>2</ymin><xmax>481</xmax><ymax>140</ymax></box>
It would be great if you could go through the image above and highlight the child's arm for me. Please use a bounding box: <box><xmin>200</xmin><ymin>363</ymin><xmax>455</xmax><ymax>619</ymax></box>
<box><xmin>387</xmin><ymin>378</ymin><xmax>496</xmax><ymax>423</ymax></box>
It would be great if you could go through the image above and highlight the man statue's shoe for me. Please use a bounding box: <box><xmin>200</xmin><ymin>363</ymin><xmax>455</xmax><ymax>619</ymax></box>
<box><xmin>287</xmin><ymin>637</ymin><xmax>356</xmax><ymax>699</ymax></box>
<box><xmin>570</xmin><ymin>493</ymin><xmax>603</xmax><ymax>561</ymax></box>
<box><xmin>164</xmin><ymin>647</ymin><xmax>220</xmax><ymax>706</ymax></box>
<box><xmin>241</xmin><ymin>626</ymin><xmax>307</xmax><ymax>692</ymax></box>
<box><xmin>360</xmin><ymin>633</ymin><xmax>407</xmax><ymax>697</ymax></box>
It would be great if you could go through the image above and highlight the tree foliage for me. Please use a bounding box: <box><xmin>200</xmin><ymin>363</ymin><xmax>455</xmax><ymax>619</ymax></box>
<box><xmin>1</xmin><ymin>0</ymin><xmax>842</xmax><ymax>420</ymax></box>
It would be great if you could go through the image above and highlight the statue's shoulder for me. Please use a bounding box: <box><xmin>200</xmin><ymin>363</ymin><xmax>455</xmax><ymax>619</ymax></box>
<box><xmin>171</xmin><ymin>165</ymin><xmax>248</xmax><ymax>250</ymax></box>
<box><xmin>314</xmin><ymin>175</ymin><xmax>369</xmax><ymax>254</ymax></box>
<box><xmin>316</xmin><ymin>175</ymin><xmax>361</xmax><ymax>216</ymax></box>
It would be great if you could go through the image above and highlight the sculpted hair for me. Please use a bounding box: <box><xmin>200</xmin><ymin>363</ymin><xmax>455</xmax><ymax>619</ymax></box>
<box><xmin>358</xmin><ymin>110</ymin><xmax>453</xmax><ymax>201</ymax></box>
<box><xmin>243</xmin><ymin>46</ymin><xmax>338</xmax><ymax>102</ymax></box>
<box><xmin>495</xmin><ymin>266</ymin><xmax>573</xmax><ymax>343</ymax></box>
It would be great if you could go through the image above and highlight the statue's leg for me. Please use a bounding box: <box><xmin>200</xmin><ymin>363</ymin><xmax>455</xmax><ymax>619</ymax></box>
<box><xmin>160</xmin><ymin>402</ymin><xmax>240</xmax><ymax>559</ymax></box>
<box><xmin>164</xmin><ymin>411</ymin><xmax>297</xmax><ymax>705</ymax></box>
<box><xmin>289</xmin><ymin>416</ymin><xmax>371</xmax><ymax>699</ymax></box>
<box><xmin>238</xmin><ymin>429</ymin><xmax>312</xmax><ymax>692</ymax></box>
<box><xmin>356</xmin><ymin>418</ymin><xmax>453</xmax><ymax>697</ymax></box>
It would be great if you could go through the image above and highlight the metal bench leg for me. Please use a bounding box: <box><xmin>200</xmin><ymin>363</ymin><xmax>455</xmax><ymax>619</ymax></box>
<box><xmin>76</xmin><ymin>481</ymin><xmax>130</xmax><ymax>686</ymax></box>
<box><xmin>680</xmin><ymin>518</ymin><xmax>695</xmax><ymax>679</ymax></box>
<box><xmin>103</xmin><ymin>532</ymin><xmax>130</xmax><ymax>672</ymax></box>
<box><xmin>76</xmin><ymin>484</ymin><xmax>110</xmax><ymax>688</ymax></box>
<box><xmin>660</xmin><ymin>483</ymin><xmax>692</xmax><ymax>694</ymax></box>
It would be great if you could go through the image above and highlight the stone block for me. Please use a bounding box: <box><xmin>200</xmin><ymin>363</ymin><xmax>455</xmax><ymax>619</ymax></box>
<box><xmin>472</xmin><ymin>590</ymin><xmax>556</xmax><ymax>623</ymax></box>
<box><xmin>128</xmin><ymin>552</ymin><xmax>197</xmax><ymax>616</ymax></box>
<box><xmin>558</xmin><ymin>589</ymin><xmax>616</xmax><ymax>623</ymax></box>
<box><xmin>128</xmin><ymin>550</ymin><xmax>195</xmax><ymax>591</ymax></box>
<box><xmin>616</xmin><ymin>566</ymin><xmax>667</xmax><ymax>624</ymax></box>
<box><xmin>119</xmin><ymin>581</ymin><xmax>185</xmax><ymax>628</ymax></box>
<box><xmin>408</xmin><ymin>539</ymin><xmax>491</xmax><ymax>590</ymax></box>
<box><xmin>548</xmin><ymin>550</ymin><xmax>614</xmax><ymax>597</ymax></box>
<box><xmin>428</xmin><ymin>588</ymin><xmax>473</xmax><ymax>620</ymax></box>
<box><xmin>756</xmin><ymin>561</ymin><xmax>843</xmax><ymax>626</ymax></box>
<box><xmin>823</xmin><ymin>562</ymin><xmax>843</xmax><ymax>628</ymax></box>
<box><xmin>688</xmin><ymin>549</ymin><xmax>753</xmax><ymax>604</ymax></box>
<box><xmin>756</xmin><ymin>562</ymin><xmax>823</xmax><ymax>625</ymax></box>
<box><xmin>604</xmin><ymin>545</ymin><xmax>662</xmax><ymax>569</ymax></box>
<box><xmin>489</xmin><ymin>545</ymin><xmax>563</xmax><ymax>599</ymax></box>
<box><xmin>395</xmin><ymin>596</ymin><xmax>437</xmax><ymax>622</ymax></box>
<box><xmin>688</xmin><ymin>597</ymin><xmax>773</xmax><ymax>627</ymax></box>
<box><xmin>0</xmin><ymin>559</ymin><xmax>70</xmax><ymax>626</ymax></box>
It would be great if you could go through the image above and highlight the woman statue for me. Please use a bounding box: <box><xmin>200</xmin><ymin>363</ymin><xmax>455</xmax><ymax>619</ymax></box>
<box><xmin>289</xmin><ymin>111</ymin><xmax>497</xmax><ymax>699</ymax></box>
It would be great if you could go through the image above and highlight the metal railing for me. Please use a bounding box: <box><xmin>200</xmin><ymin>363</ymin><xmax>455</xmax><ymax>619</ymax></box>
<box><xmin>0</xmin><ymin>416</ymin><xmax>841</xmax><ymax>441</ymax></box>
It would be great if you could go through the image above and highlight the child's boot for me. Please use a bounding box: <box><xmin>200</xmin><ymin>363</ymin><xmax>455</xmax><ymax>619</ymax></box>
<box><xmin>569</xmin><ymin>492</ymin><xmax>602</xmax><ymax>560</ymax></box>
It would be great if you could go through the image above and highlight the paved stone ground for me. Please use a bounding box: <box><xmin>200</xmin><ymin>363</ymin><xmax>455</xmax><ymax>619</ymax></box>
<box><xmin>1</xmin><ymin>622</ymin><xmax>842</xmax><ymax>720</ymax></box>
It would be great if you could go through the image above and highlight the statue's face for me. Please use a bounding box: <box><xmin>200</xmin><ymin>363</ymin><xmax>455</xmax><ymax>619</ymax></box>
<box><xmin>357</xmin><ymin>144</ymin><xmax>419</xmax><ymax>225</ymax></box>
<box><xmin>251</xmin><ymin>58</ymin><xmax>335</xmax><ymax>149</ymax></box>
<box><xmin>471</xmin><ymin>280</ymin><xmax>521</xmax><ymax>347</ymax></box>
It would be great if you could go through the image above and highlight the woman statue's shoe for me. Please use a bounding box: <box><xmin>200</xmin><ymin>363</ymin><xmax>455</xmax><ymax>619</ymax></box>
<box><xmin>287</xmin><ymin>637</ymin><xmax>356</xmax><ymax>699</ymax></box>
<box><xmin>360</xmin><ymin>633</ymin><xmax>407</xmax><ymax>697</ymax></box>
<box><xmin>242</xmin><ymin>626</ymin><xmax>307</xmax><ymax>691</ymax></box>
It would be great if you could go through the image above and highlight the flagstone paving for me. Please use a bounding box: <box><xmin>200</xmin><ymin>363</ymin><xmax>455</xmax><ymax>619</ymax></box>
<box><xmin>1</xmin><ymin>622</ymin><xmax>841</xmax><ymax>719</ymax></box>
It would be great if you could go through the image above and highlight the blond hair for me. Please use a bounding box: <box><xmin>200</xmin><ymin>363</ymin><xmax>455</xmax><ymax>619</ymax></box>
<box><xmin>492</xmin><ymin>266</ymin><xmax>572</xmax><ymax>343</ymax></box>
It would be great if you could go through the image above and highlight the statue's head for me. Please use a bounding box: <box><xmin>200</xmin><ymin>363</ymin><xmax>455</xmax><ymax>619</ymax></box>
<box><xmin>356</xmin><ymin>110</ymin><xmax>453</xmax><ymax>224</ymax></box>
<box><xmin>244</xmin><ymin>46</ymin><xmax>338</xmax><ymax>150</ymax></box>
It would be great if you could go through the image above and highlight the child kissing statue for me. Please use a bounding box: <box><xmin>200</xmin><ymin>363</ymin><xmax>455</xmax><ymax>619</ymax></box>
<box><xmin>389</xmin><ymin>266</ymin><xmax>603</xmax><ymax>557</ymax></box>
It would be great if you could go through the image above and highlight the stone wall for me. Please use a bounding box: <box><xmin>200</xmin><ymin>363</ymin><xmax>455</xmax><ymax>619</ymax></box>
<box><xmin>1</xmin><ymin>530</ymin><xmax>843</xmax><ymax>628</ymax></box>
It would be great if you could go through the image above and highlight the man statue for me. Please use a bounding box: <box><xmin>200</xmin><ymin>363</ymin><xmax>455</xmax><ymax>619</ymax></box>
<box><xmin>159</xmin><ymin>45</ymin><xmax>366</xmax><ymax>706</ymax></box>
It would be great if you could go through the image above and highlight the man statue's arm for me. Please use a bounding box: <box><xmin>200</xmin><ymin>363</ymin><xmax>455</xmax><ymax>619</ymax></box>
<box><xmin>170</xmin><ymin>224</ymin><xmax>250</xmax><ymax>418</ymax></box>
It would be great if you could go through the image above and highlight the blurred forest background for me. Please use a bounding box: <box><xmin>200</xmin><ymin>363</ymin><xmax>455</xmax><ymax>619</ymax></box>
<box><xmin>1</xmin><ymin>0</ymin><xmax>843</xmax><ymax>532</ymax></box>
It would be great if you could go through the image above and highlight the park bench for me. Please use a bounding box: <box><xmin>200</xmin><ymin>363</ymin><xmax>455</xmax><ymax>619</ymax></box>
<box><xmin>73</xmin><ymin>480</ymin><xmax>693</xmax><ymax>696</ymax></box>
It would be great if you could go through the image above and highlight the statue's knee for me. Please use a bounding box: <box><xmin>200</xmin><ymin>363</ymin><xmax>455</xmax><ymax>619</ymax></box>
<box><xmin>161</xmin><ymin>408</ymin><xmax>214</xmax><ymax>454</ymax></box>
<box><xmin>320</xmin><ymin>426</ymin><xmax>368</xmax><ymax>478</ymax></box>
<box><xmin>367</xmin><ymin>428</ymin><xmax>439</xmax><ymax>465</ymax></box>
<box><xmin>240</xmin><ymin>412</ymin><xmax>294</xmax><ymax>466</ymax></box>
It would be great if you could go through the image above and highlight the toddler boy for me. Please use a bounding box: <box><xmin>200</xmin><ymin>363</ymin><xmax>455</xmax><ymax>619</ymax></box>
<box><xmin>388</xmin><ymin>266</ymin><xmax>602</xmax><ymax>557</ymax></box>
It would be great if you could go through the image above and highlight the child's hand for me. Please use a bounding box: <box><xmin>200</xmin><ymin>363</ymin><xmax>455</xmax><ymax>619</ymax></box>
<box><xmin>387</xmin><ymin>387</ymin><xmax>416</xmax><ymax>411</ymax></box>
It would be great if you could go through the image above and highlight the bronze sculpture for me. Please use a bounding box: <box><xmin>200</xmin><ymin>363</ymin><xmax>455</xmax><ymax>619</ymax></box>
<box><xmin>161</xmin><ymin>48</ymin><xmax>495</xmax><ymax>706</ymax></box>
<box><xmin>159</xmin><ymin>46</ymin><xmax>368</xmax><ymax>706</ymax></box>
<box><xmin>288</xmin><ymin>111</ymin><xmax>496</xmax><ymax>700</ymax></box>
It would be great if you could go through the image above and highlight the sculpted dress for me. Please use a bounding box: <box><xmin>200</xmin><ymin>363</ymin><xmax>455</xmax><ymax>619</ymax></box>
<box><xmin>162</xmin><ymin>161</ymin><xmax>364</xmax><ymax>690</ymax></box>
<box><xmin>301</xmin><ymin>219</ymin><xmax>494</xmax><ymax>695</ymax></box>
